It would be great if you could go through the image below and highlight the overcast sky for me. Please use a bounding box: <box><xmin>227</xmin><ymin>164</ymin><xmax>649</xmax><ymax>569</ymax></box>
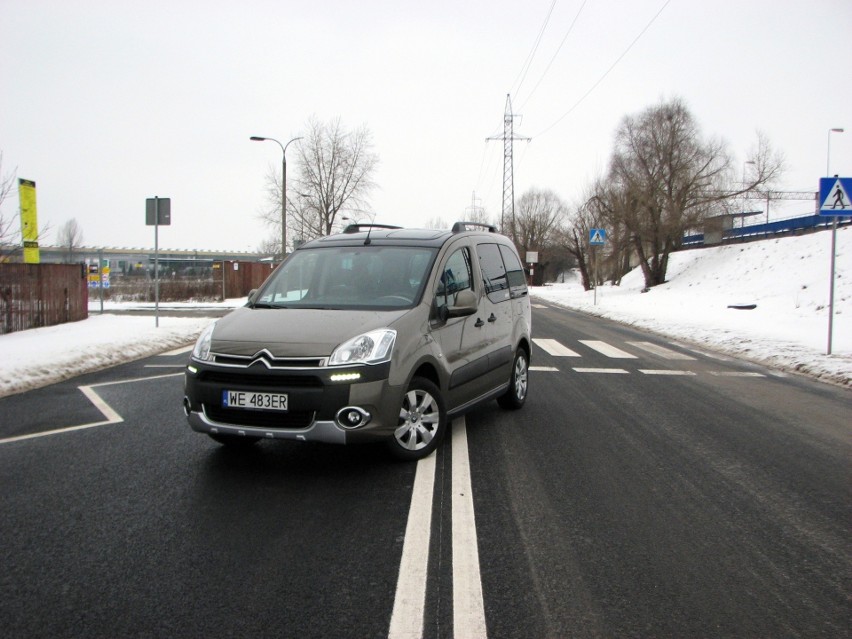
<box><xmin>2</xmin><ymin>0</ymin><xmax>851</xmax><ymax>252</ymax></box>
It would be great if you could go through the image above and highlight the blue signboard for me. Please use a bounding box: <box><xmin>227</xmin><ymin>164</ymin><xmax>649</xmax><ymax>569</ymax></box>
<box><xmin>589</xmin><ymin>228</ymin><xmax>606</xmax><ymax>246</ymax></box>
<box><xmin>819</xmin><ymin>177</ymin><xmax>852</xmax><ymax>216</ymax></box>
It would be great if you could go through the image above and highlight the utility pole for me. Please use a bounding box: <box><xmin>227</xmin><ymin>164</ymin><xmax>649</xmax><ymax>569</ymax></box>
<box><xmin>487</xmin><ymin>94</ymin><xmax>529</xmax><ymax>238</ymax></box>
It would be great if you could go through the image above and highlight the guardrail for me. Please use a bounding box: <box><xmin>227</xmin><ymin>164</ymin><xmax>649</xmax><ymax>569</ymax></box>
<box><xmin>683</xmin><ymin>214</ymin><xmax>851</xmax><ymax>247</ymax></box>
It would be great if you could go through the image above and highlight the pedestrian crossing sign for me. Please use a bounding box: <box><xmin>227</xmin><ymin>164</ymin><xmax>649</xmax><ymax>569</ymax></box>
<box><xmin>589</xmin><ymin>228</ymin><xmax>606</xmax><ymax>245</ymax></box>
<box><xmin>819</xmin><ymin>177</ymin><xmax>852</xmax><ymax>216</ymax></box>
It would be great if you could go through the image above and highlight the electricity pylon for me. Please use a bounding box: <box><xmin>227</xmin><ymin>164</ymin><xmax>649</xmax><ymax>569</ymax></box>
<box><xmin>487</xmin><ymin>94</ymin><xmax>530</xmax><ymax>234</ymax></box>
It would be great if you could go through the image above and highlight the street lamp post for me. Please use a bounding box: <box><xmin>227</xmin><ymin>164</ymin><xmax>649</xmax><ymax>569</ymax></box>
<box><xmin>250</xmin><ymin>135</ymin><xmax>303</xmax><ymax>260</ymax></box>
<box><xmin>827</xmin><ymin>128</ymin><xmax>844</xmax><ymax>176</ymax></box>
<box><xmin>742</xmin><ymin>160</ymin><xmax>755</xmax><ymax>229</ymax></box>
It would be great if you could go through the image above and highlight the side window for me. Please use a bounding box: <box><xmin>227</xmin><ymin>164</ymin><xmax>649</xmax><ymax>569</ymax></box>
<box><xmin>436</xmin><ymin>247</ymin><xmax>473</xmax><ymax>308</ymax></box>
<box><xmin>499</xmin><ymin>245</ymin><xmax>528</xmax><ymax>298</ymax></box>
<box><xmin>476</xmin><ymin>243</ymin><xmax>510</xmax><ymax>303</ymax></box>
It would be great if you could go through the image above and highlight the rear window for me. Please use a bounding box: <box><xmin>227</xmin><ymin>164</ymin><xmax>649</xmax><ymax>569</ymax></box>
<box><xmin>476</xmin><ymin>242</ymin><xmax>527</xmax><ymax>302</ymax></box>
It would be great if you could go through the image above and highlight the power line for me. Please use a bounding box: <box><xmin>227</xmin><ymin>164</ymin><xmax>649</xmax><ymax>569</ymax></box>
<box><xmin>517</xmin><ymin>0</ymin><xmax>589</xmax><ymax>112</ymax></box>
<box><xmin>532</xmin><ymin>0</ymin><xmax>671</xmax><ymax>139</ymax></box>
<box><xmin>509</xmin><ymin>0</ymin><xmax>558</xmax><ymax>99</ymax></box>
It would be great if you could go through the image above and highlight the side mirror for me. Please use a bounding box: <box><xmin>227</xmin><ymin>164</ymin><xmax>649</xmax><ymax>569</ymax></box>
<box><xmin>446</xmin><ymin>288</ymin><xmax>478</xmax><ymax>318</ymax></box>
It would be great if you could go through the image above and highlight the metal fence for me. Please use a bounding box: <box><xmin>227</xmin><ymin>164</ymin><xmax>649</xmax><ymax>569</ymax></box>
<box><xmin>0</xmin><ymin>263</ymin><xmax>88</xmax><ymax>334</ymax></box>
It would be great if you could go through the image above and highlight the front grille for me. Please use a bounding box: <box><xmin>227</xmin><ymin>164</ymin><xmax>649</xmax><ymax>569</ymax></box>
<box><xmin>204</xmin><ymin>405</ymin><xmax>315</xmax><ymax>429</ymax></box>
<box><xmin>212</xmin><ymin>353</ymin><xmax>325</xmax><ymax>368</ymax></box>
<box><xmin>199</xmin><ymin>370</ymin><xmax>323</xmax><ymax>388</ymax></box>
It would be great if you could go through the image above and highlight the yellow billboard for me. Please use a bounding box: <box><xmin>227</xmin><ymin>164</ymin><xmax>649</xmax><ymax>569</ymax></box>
<box><xmin>19</xmin><ymin>178</ymin><xmax>40</xmax><ymax>264</ymax></box>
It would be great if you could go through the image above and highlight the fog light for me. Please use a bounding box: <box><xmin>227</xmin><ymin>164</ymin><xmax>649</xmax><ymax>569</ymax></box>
<box><xmin>335</xmin><ymin>406</ymin><xmax>371</xmax><ymax>430</ymax></box>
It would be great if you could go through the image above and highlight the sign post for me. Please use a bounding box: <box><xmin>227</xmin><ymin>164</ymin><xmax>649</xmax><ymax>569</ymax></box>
<box><xmin>589</xmin><ymin>228</ymin><xmax>606</xmax><ymax>305</ymax></box>
<box><xmin>146</xmin><ymin>197</ymin><xmax>171</xmax><ymax>327</ymax></box>
<box><xmin>818</xmin><ymin>177</ymin><xmax>852</xmax><ymax>355</ymax></box>
<box><xmin>526</xmin><ymin>251</ymin><xmax>538</xmax><ymax>286</ymax></box>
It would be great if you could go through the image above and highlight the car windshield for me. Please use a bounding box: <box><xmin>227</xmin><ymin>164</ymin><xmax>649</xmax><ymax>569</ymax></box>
<box><xmin>254</xmin><ymin>245</ymin><xmax>437</xmax><ymax>309</ymax></box>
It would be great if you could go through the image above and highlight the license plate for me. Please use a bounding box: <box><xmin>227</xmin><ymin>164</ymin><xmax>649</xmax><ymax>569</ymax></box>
<box><xmin>222</xmin><ymin>390</ymin><xmax>288</xmax><ymax>411</ymax></box>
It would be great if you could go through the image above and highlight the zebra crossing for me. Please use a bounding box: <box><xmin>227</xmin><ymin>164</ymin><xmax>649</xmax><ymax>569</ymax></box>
<box><xmin>530</xmin><ymin>338</ymin><xmax>765</xmax><ymax>378</ymax></box>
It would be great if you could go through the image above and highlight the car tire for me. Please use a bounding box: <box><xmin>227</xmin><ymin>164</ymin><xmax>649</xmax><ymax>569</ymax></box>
<box><xmin>388</xmin><ymin>377</ymin><xmax>447</xmax><ymax>461</ymax></box>
<box><xmin>497</xmin><ymin>347</ymin><xmax>528</xmax><ymax>410</ymax></box>
<box><xmin>208</xmin><ymin>433</ymin><xmax>261</xmax><ymax>447</ymax></box>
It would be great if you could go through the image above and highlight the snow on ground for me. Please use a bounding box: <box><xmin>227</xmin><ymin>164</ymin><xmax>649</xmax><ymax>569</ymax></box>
<box><xmin>532</xmin><ymin>226</ymin><xmax>852</xmax><ymax>387</ymax></box>
<box><xmin>0</xmin><ymin>303</ymin><xmax>236</xmax><ymax>398</ymax></box>
<box><xmin>0</xmin><ymin>227</ymin><xmax>850</xmax><ymax>398</ymax></box>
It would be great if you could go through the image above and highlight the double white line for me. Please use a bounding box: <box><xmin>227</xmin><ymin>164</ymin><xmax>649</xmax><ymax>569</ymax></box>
<box><xmin>388</xmin><ymin>417</ymin><xmax>486</xmax><ymax>638</ymax></box>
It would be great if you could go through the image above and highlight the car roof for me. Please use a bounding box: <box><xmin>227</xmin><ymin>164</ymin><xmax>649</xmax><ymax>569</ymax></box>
<box><xmin>297</xmin><ymin>222</ymin><xmax>512</xmax><ymax>251</ymax></box>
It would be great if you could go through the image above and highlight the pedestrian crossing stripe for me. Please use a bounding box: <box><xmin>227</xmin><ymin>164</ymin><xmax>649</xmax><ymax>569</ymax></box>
<box><xmin>578</xmin><ymin>340</ymin><xmax>637</xmax><ymax>359</ymax></box>
<box><xmin>820</xmin><ymin>178</ymin><xmax>852</xmax><ymax>211</ymax></box>
<box><xmin>533</xmin><ymin>338</ymin><xmax>581</xmax><ymax>357</ymax></box>
<box><xmin>627</xmin><ymin>341</ymin><xmax>696</xmax><ymax>360</ymax></box>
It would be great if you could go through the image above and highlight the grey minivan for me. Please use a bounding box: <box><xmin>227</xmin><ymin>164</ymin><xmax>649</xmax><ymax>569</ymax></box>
<box><xmin>184</xmin><ymin>222</ymin><xmax>531</xmax><ymax>460</ymax></box>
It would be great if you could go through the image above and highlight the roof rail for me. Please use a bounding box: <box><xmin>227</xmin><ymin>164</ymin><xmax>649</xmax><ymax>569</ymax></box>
<box><xmin>452</xmin><ymin>221</ymin><xmax>498</xmax><ymax>234</ymax></box>
<box><xmin>342</xmin><ymin>223</ymin><xmax>403</xmax><ymax>234</ymax></box>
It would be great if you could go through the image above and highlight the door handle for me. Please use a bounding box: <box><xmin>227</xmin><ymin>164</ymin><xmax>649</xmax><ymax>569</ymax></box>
<box><xmin>488</xmin><ymin>313</ymin><xmax>497</xmax><ymax>323</ymax></box>
<box><xmin>475</xmin><ymin>318</ymin><xmax>484</xmax><ymax>328</ymax></box>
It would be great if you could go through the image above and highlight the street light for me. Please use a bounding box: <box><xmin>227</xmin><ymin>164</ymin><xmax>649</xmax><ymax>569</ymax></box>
<box><xmin>250</xmin><ymin>135</ymin><xmax>303</xmax><ymax>260</ymax></box>
<box><xmin>827</xmin><ymin>128</ymin><xmax>844</xmax><ymax>176</ymax></box>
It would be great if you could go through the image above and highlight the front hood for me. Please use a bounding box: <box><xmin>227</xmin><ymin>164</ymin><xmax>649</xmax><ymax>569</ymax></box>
<box><xmin>210</xmin><ymin>306</ymin><xmax>410</xmax><ymax>357</ymax></box>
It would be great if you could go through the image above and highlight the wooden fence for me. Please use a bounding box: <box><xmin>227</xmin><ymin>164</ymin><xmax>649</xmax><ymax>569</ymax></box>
<box><xmin>0</xmin><ymin>263</ymin><xmax>88</xmax><ymax>334</ymax></box>
<box><xmin>217</xmin><ymin>261</ymin><xmax>277</xmax><ymax>299</ymax></box>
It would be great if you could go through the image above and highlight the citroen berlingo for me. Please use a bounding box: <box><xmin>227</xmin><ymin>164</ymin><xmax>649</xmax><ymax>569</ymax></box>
<box><xmin>184</xmin><ymin>222</ymin><xmax>531</xmax><ymax>460</ymax></box>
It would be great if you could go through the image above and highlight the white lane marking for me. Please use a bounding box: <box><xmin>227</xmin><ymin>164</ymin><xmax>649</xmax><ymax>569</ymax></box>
<box><xmin>452</xmin><ymin>418</ymin><xmax>487</xmax><ymax>639</ymax></box>
<box><xmin>710</xmin><ymin>371</ymin><xmax>766</xmax><ymax>378</ymax></box>
<box><xmin>158</xmin><ymin>345</ymin><xmax>193</xmax><ymax>356</ymax></box>
<box><xmin>0</xmin><ymin>373</ymin><xmax>183</xmax><ymax>446</ymax></box>
<box><xmin>627</xmin><ymin>341</ymin><xmax>696</xmax><ymax>360</ymax></box>
<box><xmin>531</xmin><ymin>303</ymin><xmax>549</xmax><ymax>309</ymax></box>
<box><xmin>533</xmin><ymin>338</ymin><xmax>581</xmax><ymax>357</ymax></box>
<box><xmin>572</xmin><ymin>368</ymin><xmax>630</xmax><ymax>374</ymax></box>
<box><xmin>388</xmin><ymin>451</ymin><xmax>436</xmax><ymax>639</ymax></box>
<box><xmin>639</xmin><ymin>369</ymin><xmax>696</xmax><ymax>376</ymax></box>
<box><xmin>144</xmin><ymin>364</ymin><xmax>186</xmax><ymax>368</ymax></box>
<box><xmin>578</xmin><ymin>340</ymin><xmax>637</xmax><ymax>359</ymax></box>
<box><xmin>530</xmin><ymin>366</ymin><xmax>559</xmax><ymax>372</ymax></box>
<box><xmin>669</xmin><ymin>342</ymin><xmax>732</xmax><ymax>361</ymax></box>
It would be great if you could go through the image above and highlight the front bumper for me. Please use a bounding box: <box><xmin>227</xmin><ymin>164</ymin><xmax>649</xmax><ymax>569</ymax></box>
<box><xmin>186</xmin><ymin>405</ymin><xmax>349</xmax><ymax>444</ymax></box>
<box><xmin>184</xmin><ymin>358</ymin><xmax>399</xmax><ymax>445</ymax></box>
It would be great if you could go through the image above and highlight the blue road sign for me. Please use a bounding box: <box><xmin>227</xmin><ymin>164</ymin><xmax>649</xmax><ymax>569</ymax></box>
<box><xmin>589</xmin><ymin>228</ymin><xmax>606</xmax><ymax>245</ymax></box>
<box><xmin>819</xmin><ymin>177</ymin><xmax>852</xmax><ymax>216</ymax></box>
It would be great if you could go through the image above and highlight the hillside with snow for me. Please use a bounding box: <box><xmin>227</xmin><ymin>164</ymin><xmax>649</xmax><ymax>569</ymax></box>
<box><xmin>531</xmin><ymin>226</ymin><xmax>851</xmax><ymax>387</ymax></box>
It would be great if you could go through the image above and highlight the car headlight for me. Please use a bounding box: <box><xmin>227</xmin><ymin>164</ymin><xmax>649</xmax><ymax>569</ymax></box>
<box><xmin>329</xmin><ymin>329</ymin><xmax>396</xmax><ymax>366</ymax></box>
<box><xmin>192</xmin><ymin>322</ymin><xmax>216</xmax><ymax>361</ymax></box>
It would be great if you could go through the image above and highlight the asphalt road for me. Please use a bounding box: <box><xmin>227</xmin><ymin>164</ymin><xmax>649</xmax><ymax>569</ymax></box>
<box><xmin>1</xmin><ymin>304</ymin><xmax>849</xmax><ymax>638</ymax></box>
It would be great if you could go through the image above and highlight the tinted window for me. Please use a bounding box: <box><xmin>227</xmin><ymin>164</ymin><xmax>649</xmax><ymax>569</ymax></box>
<box><xmin>476</xmin><ymin>243</ymin><xmax>510</xmax><ymax>303</ymax></box>
<box><xmin>499</xmin><ymin>244</ymin><xmax>528</xmax><ymax>297</ymax></box>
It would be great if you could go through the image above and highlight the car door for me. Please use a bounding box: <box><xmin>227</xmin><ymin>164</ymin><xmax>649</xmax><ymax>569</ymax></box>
<box><xmin>428</xmin><ymin>242</ymin><xmax>494</xmax><ymax>409</ymax></box>
<box><xmin>472</xmin><ymin>242</ymin><xmax>516</xmax><ymax>390</ymax></box>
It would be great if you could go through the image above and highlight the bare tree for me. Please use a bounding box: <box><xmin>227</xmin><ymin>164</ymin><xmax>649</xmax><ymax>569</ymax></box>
<box><xmin>424</xmin><ymin>216</ymin><xmax>448</xmax><ymax>230</ymax></box>
<box><xmin>296</xmin><ymin>117</ymin><xmax>379</xmax><ymax>236</ymax></box>
<box><xmin>57</xmin><ymin>218</ymin><xmax>84</xmax><ymax>262</ymax></box>
<box><xmin>608</xmin><ymin>98</ymin><xmax>784</xmax><ymax>288</ymax></box>
<box><xmin>258</xmin><ymin>117</ymin><xmax>379</xmax><ymax>252</ymax></box>
<box><xmin>509</xmin><ymin>188</ymin><xmax>567</xmax><ymax>285</ymax></box>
